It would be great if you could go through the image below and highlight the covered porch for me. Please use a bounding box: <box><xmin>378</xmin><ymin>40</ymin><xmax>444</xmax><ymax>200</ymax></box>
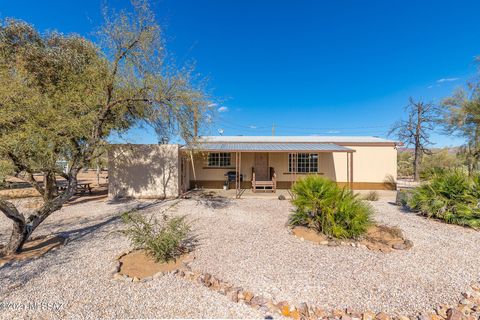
<box><xmin>187</xmin><ymin>142</ymin><xmax>355</xmax><ymax>199</ymax></box>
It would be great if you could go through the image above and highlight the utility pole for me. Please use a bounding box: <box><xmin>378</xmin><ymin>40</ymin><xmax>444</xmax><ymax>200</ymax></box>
<box><xmin>272</xmin><ymin>121</ymin><xmax>275</xmax><ymax>136</ymax></box>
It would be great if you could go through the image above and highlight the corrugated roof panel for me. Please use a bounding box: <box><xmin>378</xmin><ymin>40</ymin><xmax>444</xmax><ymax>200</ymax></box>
<box><xmin>183</xmin><ymin>143</ymin><xmax>354</xmax><ymax>152</ymax></box>
<box><xmin>197</xmin><ymin>135</ymin><xmax>396</xmax><ymax>144</ymax></box>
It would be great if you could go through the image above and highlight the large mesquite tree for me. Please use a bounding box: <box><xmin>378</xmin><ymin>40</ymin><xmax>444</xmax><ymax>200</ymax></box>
<box><xmin>0</xmin><ymin>1</ymin><xmax>210</xmax><ymax>255</ymax></box>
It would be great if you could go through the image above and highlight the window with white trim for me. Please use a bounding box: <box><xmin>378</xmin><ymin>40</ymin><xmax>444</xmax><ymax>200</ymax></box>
<box><xmin>207</xmin><ymin>152</ymin><xmax>231</xmax><ymax>167</ymax></box>
<box><xmin>288</xmin><ymin>153</ymin><xmax>318</xmax><ymax>173</ymax></box>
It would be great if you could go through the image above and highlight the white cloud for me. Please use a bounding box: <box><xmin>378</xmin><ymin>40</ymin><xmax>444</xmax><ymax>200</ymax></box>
<box><xmin>427</xmin><ymin>85</ymin><xmax>434</xmax><ymax>89</ymax></box>
<box><xmin>249</xmin><ymin>125</ymin><xmax>257</xmax><ymax>129</ymax></box>
<box><xmin>437</xmin><ymin>77</ymin><xmax>459</xmax><ymax>83</ymax></box>
<box><xmin>217</xmin><ymin>106</ymin><xmax>229</xmax><ymax>113</ymax></box>
<box><xmin>208</xmin><ymin>103</ymin><xmax>218</xmax><ymax>107</ymax></box>
<box><xmin>327</xmin><ymin>130</ymin><xmax>340</xmax><ymax>134</ymax></box>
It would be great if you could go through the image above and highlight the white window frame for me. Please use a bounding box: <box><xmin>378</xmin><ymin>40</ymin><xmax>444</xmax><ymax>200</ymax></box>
<box><xmin>207</xmin><ymin>152</ymin><xmax>232</xmax><ymax>167</ymax></box>
<box><xmin>288</xmin><ymin>153</ymin><xmax>318</xmax><ymax>173</ymax></box>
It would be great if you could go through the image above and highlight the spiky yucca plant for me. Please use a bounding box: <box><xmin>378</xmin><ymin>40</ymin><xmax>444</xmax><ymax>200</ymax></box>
<box><xmin>289</xmin><ymin>176</ymin><xmax>372</xmax><ymax>239</ymax></box>
<box><xmin>408</xmin><ymin>169</ymin><xmax>480</xmax><ymax>228</ymax></box>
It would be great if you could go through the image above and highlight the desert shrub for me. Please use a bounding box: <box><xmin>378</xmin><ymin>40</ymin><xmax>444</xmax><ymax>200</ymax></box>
<box><xmin>362</xmin><ymin>191</ymin><xmax>379</xmax><ymax>201</ymax></box>
<box><xmin>408</xmin><ymin>169</ymin><xmax>480</xmax><ymax>228</ymax></box>
<box><xmin>395</xmin><ymin>189</ymin><xmax>413</xmax><ymax>206</ymax></box>
<box><xmin>121</xmin><ymin>211</ymin><xmax>196</xmax><ymax>262</ymax></box>
<box><xmin>289</xmin><ymin>176</ymin><xmax>372</xmax><ymax>239</ymax></box>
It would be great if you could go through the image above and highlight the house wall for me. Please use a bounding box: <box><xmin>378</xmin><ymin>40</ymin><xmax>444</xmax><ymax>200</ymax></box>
<box><xmin>109</xmin><ymin>144</ymin><xmax>181</xmax><ymax>199</ymax></box>
<box><xmin>187</xmin><ymin>145</ymin><xmax>397</xmax><ymax>190</ymax></box>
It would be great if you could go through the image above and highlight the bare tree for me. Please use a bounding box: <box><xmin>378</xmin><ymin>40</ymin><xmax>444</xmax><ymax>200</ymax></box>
<box><xmin>389</xmin><ymin>98</ymin><xmax>439</xmax><ymax>181</ymax></box>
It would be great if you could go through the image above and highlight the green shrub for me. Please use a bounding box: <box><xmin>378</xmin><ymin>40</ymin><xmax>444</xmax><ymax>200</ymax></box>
<box><xmin>408</xmin><ymin>169</ymin><xmax>480</xmax><ymax>228</ymax></box>
<box><xmin>121</xmin><ymin>211</ymin><xmax>196</xmax><ymax>262</ymax></box>
<box><xmin>362</xmin><ymin>191</ymin><xmax>379</xmax><ymax>201</ymax></box>
<box><xmin>289</xmin><ymin>176</ymin><xmax>372</xmax><ymax>239</ymax></box>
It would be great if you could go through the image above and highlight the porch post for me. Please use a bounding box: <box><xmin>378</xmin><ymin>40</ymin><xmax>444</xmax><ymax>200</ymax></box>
<box><xmin>346</xmin><ymin>152</ymin><xmax>349</xmax><ymax>188</ymax></box>
<box><xmin>235</xmin><ymin>152</ymin><xmax>238</xmax><ymax>198</ymax></box>
<box><xmin>349</xmin><ymin>152</ymin><xmax>354</xmax><ymax>190</ymax></box>
<box><xmin>237</xmin><ymin>152</ymin><xmax>242</xmax><ymax>198</ymax></box>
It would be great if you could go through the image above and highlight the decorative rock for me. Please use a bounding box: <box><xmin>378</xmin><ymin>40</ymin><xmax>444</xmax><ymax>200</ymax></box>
<box><xmin>446</xmin><ymin>308</ymin><xmax>463</xmax><ymax>320</ymax></box>
<box><xmin>203</xmin><ymin>273</ymin><xmax>212</xmax><ymax>286</ymax></box>
<box><xmin>397</xmin><ymin>316</ymin><xmax>410</xmax><ymax>320</ymax></box>
<box><xmin>320</xmin><ymin>240</ymin><xmax>329</xmax><ymax>245</ymax></box>
<box><xmin>404</xmin><ymin>240</ymin><xmax>414</xmax><ymax>249</ymax></box>
<box><xmin>375</xmin><ymin>312</ymin><xmax>390</xmax><ymax>320</ymax></box>
<box><xmin>280</xmin><ymin>305</ymin><xmax>291</xmax><ymax>317</ymax></box>
<box><xmin>250</xmin><ymin>296</ymin><xmax>266</xmax><ymax>309</ymax></box>
<box><xmin>132</xmin><ymin>277</ymin><xmax>140</xmax><ymax>282</ymax></box>
<box><xmin>333</xmin><ymin>309</ymin><xmax>345</xmax><ymax>317</ymax></box>
<box><xmin>313</xmin><ymin>307</ymin><xmax>328</xmax><ymax>318</ymax></box>
<box><xmin>298</xmin><ymin>302</ymin><xmax>310</xmax><ymax>317</ymax></box>
<box><xmin>226</xmin><ymin>290</ymin><xmax>238</xmax><ymax>303</ymax></box>
<box><xmin>113</xmin><ymin>273</ymin><xmax>123</xmax><ymax>280</ymax></box>
<box><xmin>362</xmin><ymin>311</ymin><xmax>376</xmax><ymax>320</ymax></box>
<box><xmin>435</xmin><ymin>305</ymin><xmax>449</xmax><ymax>318</ymax></box>
<box><xmin>392</xmin><ymin>243</ymin><xmax>407</xmax><ymax>250</ymax></box>
<box><xmin>244</xmin><ymin>291</ymin><xmax>254</xmax><ymax>302</ymax></box>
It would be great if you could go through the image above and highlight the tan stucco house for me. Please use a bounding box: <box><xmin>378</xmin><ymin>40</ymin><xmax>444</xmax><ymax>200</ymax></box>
<box><xmin>108</xmin><ymin>136</ymin><xmax>398</xmax><ymax>199</ymax></box>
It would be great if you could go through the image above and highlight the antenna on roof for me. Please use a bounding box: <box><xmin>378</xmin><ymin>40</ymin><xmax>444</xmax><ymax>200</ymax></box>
<box><xmin>217</xmin><ymin>128</ymin><xmax>224</xmax><ymax>136</ymax></box>
<box><xmin>272</xmin><ymin>121</ymin><xmax>275</xmax><ymax>136</ymax></box>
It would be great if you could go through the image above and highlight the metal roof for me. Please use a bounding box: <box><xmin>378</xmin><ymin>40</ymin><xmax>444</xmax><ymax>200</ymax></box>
<box><xmin>183</xmin><ymin>142</ymin><xmax>354</xmax><ymax>152</ymax></box>
<box><xmin>197</xmin><ymin>135</ymin><xmax>395</xmax><ymax>144</ymax></box>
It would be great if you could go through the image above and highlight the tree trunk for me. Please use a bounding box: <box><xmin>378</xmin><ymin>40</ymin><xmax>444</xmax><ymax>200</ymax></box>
<box><xmin>4</xmin><ymin>222</ymin><xmax>30</xmax><ymax>255</ymax></box>
<box><xmin>1</xmin><ymin>168</ymin><xmax>79</xmax><ymax>255</ymax></box>
<box><xmin>0</xmin><ymin>199</ymin><xmax>27</xmax><ymax>255</ymax></box>
<box><xmin>413</xmin><ymin>144</ymin><xmax>421</xmax><ymax>181</ymax></box>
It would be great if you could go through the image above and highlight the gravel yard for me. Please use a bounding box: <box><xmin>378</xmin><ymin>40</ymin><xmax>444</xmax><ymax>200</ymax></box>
<box><xmin>179</xmin><ymin>192</ymin><xmax>480</xmax><ymax>316</ymax></box>
<box><xmin>1</xmin><ymin>192</ymin><xmax>480</xmax><ymax>318</ymax></box>
<box><xmin>0</xmin><ymin>198</ymin><xmax>264</xmax><ymax>319</ymax></box>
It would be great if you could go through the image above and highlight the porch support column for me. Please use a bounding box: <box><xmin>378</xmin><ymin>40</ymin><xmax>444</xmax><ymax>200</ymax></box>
<box><xmin>238</xmin><ymin>152</ymin><xmax>242</xmax><ymax>198</ymax></box>
<box><xmin>235</xmin><ymin>152</ymin><xmax>242</xmax><ymax>199</ymax></box>
<box><xmin>346</xmin><ymin>152</ymin><xmax>349</xmax><ymax>188</ymax></box>
<box><xmin>349</xmin><ymin>152</ymin><xmax>354</xmax><ymax>190</ymax></box>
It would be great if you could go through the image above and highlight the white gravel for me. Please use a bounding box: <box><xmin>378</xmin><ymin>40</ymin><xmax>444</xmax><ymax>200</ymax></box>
<box><xmin>172</xmin><ymin>193</ymin><xmax>480</xmax><ymax>316</ymax></box>
<box><xmin>1</xmin><ymin>192</ymin><xmax>480</xmax><ymax>318</ymax></box>
<box><xmin>0</xmin><ymin>198</ymin><xmax>264</xmax><ymax>319</ymax></box>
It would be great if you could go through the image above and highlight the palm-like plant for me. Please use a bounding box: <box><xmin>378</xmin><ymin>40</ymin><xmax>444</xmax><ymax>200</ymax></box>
<box><xmin>408</xmin><ymin>169</ymin><xmax>480</xmax><ymax>228</ymax></box>
<box><xmin>290</xmin><ymin>176</ymin><xmax>372</xmax><ymax>239</ymax></box>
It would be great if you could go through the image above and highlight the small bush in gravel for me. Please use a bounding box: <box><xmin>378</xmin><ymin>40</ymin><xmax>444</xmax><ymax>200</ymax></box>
<box><xmin>362</xmin><ymin>191</ymin><xmax>379</xmax><ymax>201</ymax></box>
<box><xmin>408</xmin><ymin>169</ymin><xmax>480</xmax><ymax>228</ymax></box>
<box><xmin>121</xmin><ymin>211</ymin><xmax>196</xmax><ymax>262</ymax></box>
<box><xmin>289</xmin><ymin>176</ymin><xmax>372</xmax><ymax>239</ymax></box>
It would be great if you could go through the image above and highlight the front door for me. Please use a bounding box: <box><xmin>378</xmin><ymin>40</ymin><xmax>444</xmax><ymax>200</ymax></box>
<box><xmin>254</xmin><ymin>153</ymin><xmax>269</xmax><ymax>181</ymax></box>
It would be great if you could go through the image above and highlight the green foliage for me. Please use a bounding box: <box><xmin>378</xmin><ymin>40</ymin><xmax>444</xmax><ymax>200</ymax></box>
<box><xmin>362</xmin><ymin>191</ymin><xmax>379</xmax><ymax>201</ymax></box>
<box><xmin>121</xmin><ymin>210</ymin><xmax>195</xmax><ymax>263</ymax></box>
<box><xmin>397</xmin><ymin>151</ymin><xmax>414</xmax><ymax>177</ymax></box>
<box><xmin>398</xmin><ymin>148</ymin><xmax>465</xmax><ymax>180</ymax></box>
<box><xmin>289</xmin><ymin>176</ymin><xmax>372</xmax><ymax>239</ymax></box>
<box><xmin>441</xmin><ymin>59</ymin><xmax>480</xmax><ymax>173</ymax></box>
<box><xmin>408</xmin><ymin>169</ymin><xmax>480</xmax><ymax>228</ymax></box>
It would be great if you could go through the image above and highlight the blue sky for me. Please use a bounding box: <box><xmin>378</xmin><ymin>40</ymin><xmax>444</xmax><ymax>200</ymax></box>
<box><xmin>2</xmin><ymin>0</ymin><xmax>480</xmax><ymax>146</ymax></box>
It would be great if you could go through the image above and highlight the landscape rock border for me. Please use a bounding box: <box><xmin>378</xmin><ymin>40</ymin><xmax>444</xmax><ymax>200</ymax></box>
<box><xmin>112</xmin><ymin>252</ymin><xmax>480</xmax><ymax>320</ymax></box>
<box><xmin>111</xmin><ymin>249</ymin><xmax>195</xmax><ymax>283</ymax></box>
<box><xmin>290</xmin><ymin>225</ymin><xmax>414</xmax><ymax>253</ymax></box>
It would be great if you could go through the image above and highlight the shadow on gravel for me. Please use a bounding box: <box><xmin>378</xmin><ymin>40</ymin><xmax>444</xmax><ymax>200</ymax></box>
<box><xmin>193</xmin><ymin>191</ymin><xmax>232</xmax><ymax>209</ymax></box>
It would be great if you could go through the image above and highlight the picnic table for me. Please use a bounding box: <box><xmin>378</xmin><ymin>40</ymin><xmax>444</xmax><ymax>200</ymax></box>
<box><xmin>57</xmin><ymin>182</ymin><xmax>92</xmax><ymax>195</ymax></box>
